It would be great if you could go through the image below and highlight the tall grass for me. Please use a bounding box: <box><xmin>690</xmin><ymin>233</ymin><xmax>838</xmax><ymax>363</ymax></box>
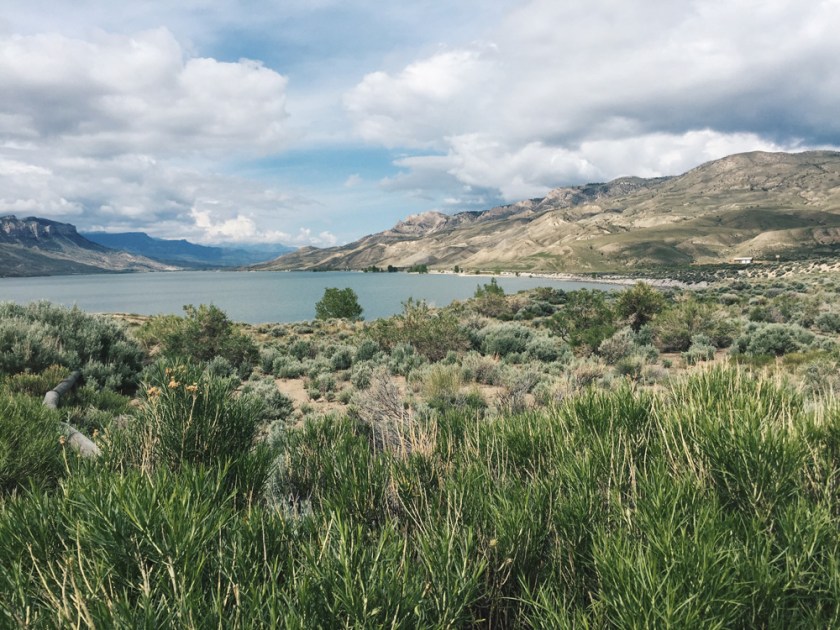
<box><xmin>1</xmin><ymin>367</ymin><xmax>838</xmax><ymax>627</ymax></box>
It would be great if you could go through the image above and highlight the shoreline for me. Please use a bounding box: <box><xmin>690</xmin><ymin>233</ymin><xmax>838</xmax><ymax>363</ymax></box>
<box><xmin>429</xmin><ymin>269</ymin><xmax>704</xmax><ymax>289</ymax></box>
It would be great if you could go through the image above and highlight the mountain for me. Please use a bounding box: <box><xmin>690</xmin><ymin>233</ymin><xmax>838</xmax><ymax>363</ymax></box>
<box><xmin>255</xmin><ymin>151</ymin><xmax>840</xmax><ymax>272</ymax></box>
<box><xmin>0</xmin><ymin>216</ymin><xmax>176</xmax><ymax>277</ymax></box>
<box><xmin>82</xmin><ymin>232</ymin><xmax>294</xmax><ymax>268</ymax></box>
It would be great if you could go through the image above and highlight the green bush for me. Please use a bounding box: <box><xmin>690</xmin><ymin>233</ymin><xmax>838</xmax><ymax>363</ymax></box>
<box><xmin>354</xmin><ymin>339</ymin><xmax>381</xmax><ymax>362</ymax></box>
<box><xmin>815</xmin><ymin>311</ymin><xmax>840</xmax><ymax>333</ymax></box>
<box><xmin>525</xmin><ymin>335</ymin><xmax>571</xmax><ymax>363</ymax></box>
<box><xmin>139</xmin><ymin>304</ymin><xmax>258</xmax><ymax>375</ymax></box>
<box><xmin>329</xmin><ymin>346</ymin><xmax>354</xmax><ymax>371</ymax></box>
<box><xmin>732</xmin><ymin>323</ymin><xmax>815</xmax><ymax>357</ymax></box>
<box><xmin>115</xmin><ymin>361</ymin><xmax>263</xmax><ymax>472</ymax></box>
<box><xmin>241</xmin><ymin>377</ymin><xmax>294</xmax><ymax>424</ymax></box>
<box><xmin>598</xmin><ymin>328</ymin><xmax>636</xmax><ymax>364</ymax></box>
<box><xmin>615</xmin><ymin>282</ymin><xmax>666</xmax><ymax>331</ymax></box>
<box><xmin>371</xmin><ymin>298</ymin><xmax>469</xmax><ymax>361</ymax></box>
<box><xmin>315</xmin><ymin>287</ymin><xmax>364</xmax><ymax>320</ymax></box>
<box><xmin>549</xmin><ymin>289</ymin><xmax>617</xmax><ymax>352</ymax></box>
<box><xmin>479</xmin><ymin>323</ymin><xmax>533</xmax><ymax>357</ymax></box>
<box><xmin>0</xmin><ymin>302</ymin><xmax>144</xmax><ymax>390</ymax></box>
<box><xmin>0</xmin><ymin>393</ymin><xmax>65</xmax><ymax>495</ymax></box>
<box><xmin>682</xmin><ymin>334</ymin><xmax>717</xmax><ymax>365</ymax></box>
<box><xmin>653</xmin><ymin>298</ymin><xmax>738</xmax><ymax>352</ymax></box>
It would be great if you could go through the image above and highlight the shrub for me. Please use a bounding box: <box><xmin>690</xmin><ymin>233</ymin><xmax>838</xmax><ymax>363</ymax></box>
<box><xmin>388</xmin><ymin>343</ymin><xmax>427</xmax><ymax>376</ymax></box>
<box><xmin>598</xmin><ymin>328</ymin><xmax>636</xmax><ymax>364</ymax></box>
<box><xmin>653</xmin><ymin>298</ymin><xmax>738</xmax><ymax>352</ymax></box>
<box><xmin>241</xmin><ymin>377</ymin><xmax>294</xmax><ymax>424</ymax></box>
<box><xmin>371</xmin><ymin>299</ymin><xmax>469</xmax><ymax>361</ymax></box>
<box><xmin>615</xmin><ymin>282</ymin><xmax>666</xmax><ymax>331</ymax></box>
<box><xmin>118</xmin><ymin>361</ymin><xmax>263</xmax><ymax>472</ymax></box>
<box><xmin>351</xmin><ymin>362</ymin><xmax>374</xmax><ymax>390</ymax></box>
<box><xmin>329</xmin><ymin>346</ymin><xmax>354</xmax><ymax>371</ymax></box>
<box><xmin>0</xmin><ymin>302</ymin><xmax>144</xmax><ymax>390</ymax></box>
<box><xmin>459</xmin><ymin>352</ymin><xmax>502</xmax><ymax>385</ymax></box>
<box><xmin>479</xmin><ymin>323</ymin><xmax>533</xmax><ymax>357</ymax></box>
<box><xmin>525</xmin><ymin>335</ymin><xmax>571</xmax><ymax>363</ymax></box>
<box><xmin>0</xmin><ymin>393</ymin><xmax>65</xmax><ymax>495</ymax></box>
<box><xmin>733</xmin><ymin>323</ymin><xmax>815</xmax><ymax>357</ymax></box>
<box><xmin>354</xmin><ymin>339</ymin><xmax>381</xmax><ymax>362</ymax></box>
<box><xmin>315</xmin><ymin>288</ymin><xmax>364</xmax><ymax>320</ymax></box>
<box><xmin>140</xmin><ymin>304</ymin><xmax>258</xmax><ymax>375</ymax></box>
<box><xmin>815</xmin><ymin>312</ymin><xmax>840</xmax><ymax>334</ymax></box>
<box><xmin>549</xmin><ymin>289</ymin><xmax>617</xmax><ymax>352</ymax></box>
<box><xmin>682</xmin><ymin>337</ymin><xmax>716</xmax><ymax>365</ymax></box>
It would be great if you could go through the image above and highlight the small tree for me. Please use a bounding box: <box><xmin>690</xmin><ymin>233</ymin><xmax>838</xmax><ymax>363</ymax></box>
<box><xmin>315</xmin><ymin>287</ymin><xmax>363</xmax><ymax>320</ymax></box>
<box><xmin>615</xmin><ymin>282</ymin><xmax>667</xmax><ymax>332</ymax></box>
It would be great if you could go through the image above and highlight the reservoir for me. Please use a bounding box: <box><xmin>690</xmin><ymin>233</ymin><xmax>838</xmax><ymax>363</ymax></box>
<box><xmin>0</xmin><ymin>271</ymin><xmax>617</xmax><ymax>323</ymax></box>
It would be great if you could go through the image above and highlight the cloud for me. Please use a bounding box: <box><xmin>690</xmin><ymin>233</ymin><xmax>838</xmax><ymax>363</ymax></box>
<box><xmin>0</xmin><ymin>28</ymin><xmax>290</xmax><ymax>156</ymax></box>
<box><xmin>0</xmin><ymin>27</ymin><xmax>323</xmax><ymax>243</ymax></box>
<box><xmin>347</xmin><ymin>0</ymin><xmax>840</xmax><ymax>202</ymax></box>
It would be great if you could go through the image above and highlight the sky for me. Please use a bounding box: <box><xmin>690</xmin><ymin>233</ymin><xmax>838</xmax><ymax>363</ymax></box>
<box><xmin>1</xmin><ymin>0</ymin><xmax>839</xmax><ymax>247</ymax></box>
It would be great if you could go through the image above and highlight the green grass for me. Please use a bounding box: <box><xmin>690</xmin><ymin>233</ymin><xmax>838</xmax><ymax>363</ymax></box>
<box><xmin>1</xmin><ymin>367</ymin><xmax>838</xmax><ymax>627</ymax></box>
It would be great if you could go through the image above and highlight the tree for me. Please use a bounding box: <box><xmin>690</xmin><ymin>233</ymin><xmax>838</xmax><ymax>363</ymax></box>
<box><xmin>548</xmin><ymin>289</ymin><xmax>617</xmax><ymax>352</ymax></box>
<box><xmin>315</xmin><ymin>287</ymin><xmax>363</xmax><ymax>320</ymax></box>
<box><xmin>615</xmin><ymin>282</ymin><xmax>667</xmax><ymax>332</ymax></box>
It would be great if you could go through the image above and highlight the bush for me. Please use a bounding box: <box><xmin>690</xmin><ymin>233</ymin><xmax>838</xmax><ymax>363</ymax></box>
<box><xmin>733</xmin><ymin>324</ymin><xmax>815</xmax><ymax>357</ymax></box>
<box><xmin>0</xmin><ymin>393</ymin><xmax>65</xmax><ymax>495</ymax></box>
<box><xmin>354</xmin><ymin>339</ymin><xmax>381</xmax><ymax>362</ymax></box>
<box><xmin>315</xmin><ymin>288</ymin><xmax>363</xmax><ymax>320</ymax></box>
<box><xmin>479</xmin><ymin>323</ymin><xmax>533</xmax><ymax>357</ymax></box>
<box><xmin>682</xmin><ymin>335</ymin><xmax>716</xmax><ymax>365</ymax></box>
<box><xmin>117</xmin><ymin>361</ymin><xmax>263</xmax><ymax>472</ymax></box>
<box><xmin>241</xmin><ymin>377</ymin><xmax>294</xmax><ymax>424</ymax></box>
<box><xmin>371</xmin><ymin>299</ymin><xmax>469</xmax><ymax>361</ymax></box>
<box><xmin>0</xmin><ymin>302</ymin><xmax>144</xmax><ymax>390</ymax></box>
<box><xmin>388</xmin><ymin>343</ymin><xmax>426</xmax><ymax>376</ymax></box>
<box><xmin>615</xmin><ymin>282</ymin><xmax>666</xmax><ymax>331</ymax></box>
<box><xmin>351</xmin><ymin>362</ymin><xmax>374</xmax><ymax>390</ymax></box>
<box><xmin>653</xmin><ymin>298</ymin><xmax>738</xmax><ymax>352</ymax></box>
<box><xmin>549</xmin><ymin>289</ymin><xmax>617</xmax><ymax>352</ymax></box>
<box><xmin>329</xmin><ymin>346</ymin><xmax>354</xmax><ymax>371</ymax></box>
<box><xmin>598</xmin><ymin>328</ymin><xmax>636</xmax><ymax>364</ymax></box>
<box><xmin>140</xmin><ymin>305</ymin><xmax>258</xmax><ymax>375</ymax></box>
<box><xmin>815</xmin><ymin>312</ymin><xmax>840</xmax><ymax>333</ymax></box>
<box><xmin>525</xmin><ymin>335</ymin><xmax>571</xmax><ymax>363</ymax></box>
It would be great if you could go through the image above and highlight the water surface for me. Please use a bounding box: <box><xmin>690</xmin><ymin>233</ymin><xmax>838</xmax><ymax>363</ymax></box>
<box><xmin>0</xmin><ymin>271</ymin><xmax>617</xmax><ymax>323</ymax></box>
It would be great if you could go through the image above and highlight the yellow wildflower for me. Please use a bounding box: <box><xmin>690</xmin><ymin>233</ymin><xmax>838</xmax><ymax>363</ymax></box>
<box><xmin>59</xmin><ymin>435</ymin><xmax>66</xmax><ymax>446</ymax></box>
<box><xmin>146</xmin><ymin>386</ymin><xmax>161</xmax><ymax>398</ymax></box>
<box><xmin>168</xmin><ymin>379</ymin><xmax>180</xmax><ymax>389</ymax></box>
<box><xmin>185</xmin><ymin>383</ymin><xmax>198</xmax><ymax>393</ymax></box>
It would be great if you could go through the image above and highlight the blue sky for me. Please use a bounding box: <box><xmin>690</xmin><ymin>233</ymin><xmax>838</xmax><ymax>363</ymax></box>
<box><xmin>1</xmin><ymin>0</ymin><xmax>838</xmax><ymax>246</ymax></box>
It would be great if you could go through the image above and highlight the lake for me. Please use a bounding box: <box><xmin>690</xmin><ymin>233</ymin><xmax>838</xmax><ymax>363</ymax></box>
<box><xmin>0</xmin><ymin>271</ymin><xmax>618</xmax><ymax>323</ymax></box>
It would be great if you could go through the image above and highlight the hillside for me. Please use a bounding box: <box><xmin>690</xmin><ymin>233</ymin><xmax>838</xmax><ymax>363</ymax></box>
<box><xmin>82</xmin><ymin>232</ymin><xmax>294</xmax><ymax>268</ymax></box>
<box><xmin>256</xmin><ymin>151</ymin><xmax>840</xmax><ymax>272</ymax></box>
<box><xmin>0</xmin><ymin>216</ymin><xmax>177</xmax><ymax>277</ymax></box>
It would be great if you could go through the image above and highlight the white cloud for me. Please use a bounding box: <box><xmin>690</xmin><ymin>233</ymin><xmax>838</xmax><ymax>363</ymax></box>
<box><xmin>0</xmin><ymin>28</ymin><xmax>313</xmax><ymax>242</ymax></box>
<box><xmin>0</xmin><ymin>29</ymin><xmax>290</xmax><ymax>156</ymax></box>
<box><xmin>347</xmin><ymin>0</ymin><xmax>840</xmax><ymax>203</ymax></box>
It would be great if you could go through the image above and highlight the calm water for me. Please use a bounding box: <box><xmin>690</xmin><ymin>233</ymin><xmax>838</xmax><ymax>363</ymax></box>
<box><xmin>0</xmin><ymin>271</ymin><xmax>617</xmax><ymax>323</ymax></box>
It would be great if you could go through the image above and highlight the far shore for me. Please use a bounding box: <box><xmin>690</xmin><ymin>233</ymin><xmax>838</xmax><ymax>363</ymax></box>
<box><xmin>428</xmin><ymin>269</ymin><xmax>705</xmax><ymax>289</ymax></box>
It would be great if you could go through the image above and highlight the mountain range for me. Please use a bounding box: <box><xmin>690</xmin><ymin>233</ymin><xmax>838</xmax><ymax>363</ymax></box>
<box><xmin>0</xmin><ymin>216</ymin><xmax>176</xmax><ymax>277</ymax></box>
<box><xmin>255</xmin><ymin>150</ymin><xmax>840</xmax><ymax>272</ymax></box>
<box><xmin>81</xmin><ymin>232</ymin><xmax>293</xmax><ymax>268</ymax></box>
<box><xmin>0</xmin><ymin>218</ymin><xmax>293</xmax><ymax>277</ymax></box>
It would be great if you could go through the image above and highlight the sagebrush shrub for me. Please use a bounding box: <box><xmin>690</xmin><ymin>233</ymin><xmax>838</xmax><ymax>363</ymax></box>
<box><xmin>479</xmin><ymin>323</ymin><xmax>533</xmax><ymax>357</ymax></box>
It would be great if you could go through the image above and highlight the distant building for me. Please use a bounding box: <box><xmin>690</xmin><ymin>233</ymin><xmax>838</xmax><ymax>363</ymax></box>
<box><xmin>733</xmin><ymin>257</ymin><xmax>753</xmax><ymax>264</ymax></box>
